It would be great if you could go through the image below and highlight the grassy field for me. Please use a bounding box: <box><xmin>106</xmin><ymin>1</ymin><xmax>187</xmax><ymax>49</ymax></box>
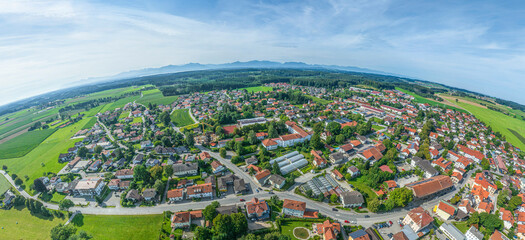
<box><xmin>132</xmin><ymin>117</ymin><xmax>143</xmax><ymax>123</ymax></box>
<box><xmin>136</xmin><ymin>89</ymin><xmax>178</xmax><ymax>106</ymax></box>
<box><xmin>396</xmin><ymin>88</ymin><xmax>467</xmax><ymax>113</ymax></box>
<box><xmin>72</xmin><ymin>214</ymin><xmax>163</xmax><ymax>240</ymax></box>
<box><xmin>453</xmin><ymin>221</ymin><xmax>470</xmax><ymax>233</ymax></box>
<box><xmin>64</xmin><ymin>86</ymin><xmax>142</xmax><ymax>105</ymax></box>
<box><xmin>455</xmin><ymin>101</ymin><xmax>525</xmax><ymax>150</ymax></box>
<box><xmin>281</xmin><ymin>219</ymin><xmax>323</xmax><ymax>240</ymax></box>
<box><xmin>0</xmin><ymin>174</ymin><xmax>10</xmax><ymax>195</ymax></box>
<box><xmin>0</xmin><ymin>107</ymin><xmax>59</xmax><ymax>140</ymax></box>
<box><xmin>171</xmin><ymin>109</ymin><xmax>194</xmax><ymax>127</ymax></box>
<box><xmin>0</xmin><ymin>118</ymin><xmax>89</xmax><ymax>195</ymax></box>
<box><xmin>239</xmin><ymin>86</ymin><xmax>273</xmax><ymax>92</ymax></box>
<box><xmin>0</xmin><ymin>208</ymin><xmax>66</xmax><ymax>239</ymax></box>
<box><xmin>81</xmin><ymin>117</ymin><xmax>97</xmax><ymax>130</ymax></box>
<box><xmin>348</xmin><ymin>178</ymin><xmax>377</xmax><ymax>203</ymax></box>
<box><xmin>307</xmin><ymin>95</ymin><xmax>332</xmax><ymax>104</ymax></box>
<box><xmin>0</xmin><ymin>128</ymin><xmax>57</xmax><ymax>159</ymax></box>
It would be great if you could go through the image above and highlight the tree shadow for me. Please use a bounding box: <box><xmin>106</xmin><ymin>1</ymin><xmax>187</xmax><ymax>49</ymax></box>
<box><xmin>71</xmin><ymin>213</ymin><xmax>84</xmax><ymax>227</ymax></box>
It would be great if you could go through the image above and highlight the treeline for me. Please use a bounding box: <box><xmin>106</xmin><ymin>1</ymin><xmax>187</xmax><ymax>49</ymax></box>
<box><xmin>59</xmin><ymin>92</ymin><xmax>139</xmax><ymax>113</ymax></box>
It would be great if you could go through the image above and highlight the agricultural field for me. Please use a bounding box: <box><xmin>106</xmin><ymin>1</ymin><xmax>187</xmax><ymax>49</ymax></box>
<box><xmin>0</xmin><ymin>107</ymin><xmax>59</xmax><ymax>140</ymax></box>
<box><xmin>171</xmin><ymin>109</ymin><xmax>195</xmax><ymax>127</ymax></box>
<box><xmin>81</xmin><ymin>117</ymin><xmax>98</xmax><ymax>130</ymax></box>
<box><xmin>0</xmin><ymin>118</ymin><xmax>90</xmax><ymax>195</ymax></box>
<box><xmin>0</xmin><ymin>208</ymin><xmax>66</xmax><ymax>240</ymax></box>
<box><xmin>0</xmin><ymin>174</ymin><xmax>10</xmax><ymax>195</ymax></box>
<box><xmin>64</xmin><ymin>85</ymin><xmax>143</xmax><ymax>105</ymax></box>
<box><xmin>396</xmin><ymin>88</ymin><xmax>467</xmax><ymax>113</ymax></box>
<box><xmin>0</xmin><ymin>128</ymin><xmax>57</xmax><ymax>159</ymax></box>
<box><xmin>455</xmin><ymin>101</ymin><xmax>525</xmax><ymax>150</ymax></box>
<box><xmin>307</xmin><ymin>95</ymin><xmax>332</xmax><ymax>104</ymax></box>
<box><xmin>72</xmin><ymin>214</ymin><xmax>164</xmax><ymax>240</ymax></box>
<box><xmin>136</xmin><ymin>88</ymin><xmax>178</xmax><ymax>106</ymax></box>
<box><xmin>239</xmin><ymin>86</ymin><xmax>273</xmax><ymax>92</ymax></box>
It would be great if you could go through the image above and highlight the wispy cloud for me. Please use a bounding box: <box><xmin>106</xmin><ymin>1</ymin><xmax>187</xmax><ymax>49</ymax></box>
<box><xmin>0</xmin><ymin>0</ymin><xmax>524</xmax><ymax>106</ymax></box>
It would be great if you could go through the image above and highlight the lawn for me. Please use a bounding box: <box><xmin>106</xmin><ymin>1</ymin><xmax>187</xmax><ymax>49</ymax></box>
<box><xmin>0</xmin><ymin>174</ymin><xmax>10</xmax><ymax>195</ymax></box>
<box><xmin>0</xmin><ymin>128</ymin><xmax>57</xmax><ymax>159</ymax></box>
<box><xmin>239</xmin><ymin>86</ymin><xmax>273</xmax><ymax>92</ymax></box>
<box><xmin>81</xmin><ymin>117</ymin><xmax>97</xmax><ymax>130</ymax></box>
<box><xmin>0</xmin><ymin>208</ymin><xmax>66</xmax><ymax>239</ymax></box>
<box><xmin>455</xmin><ymin>101</ymin><xmax>525</xmax><ymax>150</ymax></box>
<box><xmin>372</xmin><ymin>125</ymin><xmax>385</xmax><ymax>131</ymax></box>
<box><xmin>281</xmin><ymin>219</ymin><xmax>323</xmax><ymax>240</ymax></box>
<box><xmin>136</xmin><ymin>88</ymin><xmax>178</xmax><ymax>106</ymax></box>
<box><xmin>348</xmin><ymin>178</ymin><xmax>377</xmax><ymax>203</ymax></box>
<box><xmin>293</xmin><ymin>227</ymin><xmax>309</xmax><ymax>239</ymax></box>
<box><xmin>72</xmin><ymin>214</ymin><xmax>163</xmax><ymax>240</ymax></box>
<box><xmin>307</xmin><ymin>95</ymin><xmax>332</xmax><ymax>104</ymax></box>
<box><xmin>453</xmin><ymin>221</ymin><xmax>470</xmax><ymax>233</ymax></box>
<box><xmin>171</xmin><ymin>109</ymin><xmax>195</xmax><ymax>127</ymax></box>
<box><xmin>132</xmin><ymin>117</ymin><xmax>143</xmax><ymax>124</ymax></box>
<box><xmin>0</xmin><ymin>118</ymin><xmax>89</xmax><ymax>195</ymax></box>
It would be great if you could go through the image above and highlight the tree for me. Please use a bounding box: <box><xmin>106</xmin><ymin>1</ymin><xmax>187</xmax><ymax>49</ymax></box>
<box><xmin>248</xmin><ymin>130</ymin><xmax>258</xmax><ymax>145</ymax></box>
<box><xmin>384</xmin><ymin>198</ymin><xmax>395</xmax><ymax>211</ymax></box>
<box><xmin>389</xmin><ymin>188</ymin><xmax>413</xmax><ymax>207</ymax></box>
<box><xmin>59</xmin><ymin>199</ymin><xmax>75</xmax><ymax>210</ymax></box>
<box><xmin>268</xmin><ymin>124</ymin><xmax>278</xmax><ymax>138</ymax></box>
<box><xmin>203</xmin><ymin>201</ymin><xmax>220</xmax><ymax>222</ymax></box>
<box><xmin>313</xmin><ymin>122</ymin><xmax>324</xmax><ymax>134</ymax></box>
<box><xmin>69</xmin><ymin>230</ymin><xmax>93</xmax><ymax>240</ymax></box>
<box><xmin>50</xmin><ymin>224</ymin><xmax>77</xmax><ymax>240</ymax></box>
<box><xmin>326</xmin><ymin>122</ymin><xmax>341</xmax><ymax>135</ymax></box>
<box><xmin>481</xmin><ymin>158</ymin><xmax>490</xmax><ymax>170</ymax></box>
<box><xmin>153</xmin><ymin>179</ymin><xmax>165</xmax><ymax>194</ymax></box>
<box><xmin>14</xmin><ymin>177</ymin><xmax>23</xmax><ymax>186</ymax></box>
<box><xmin>149</xmin><ymin>165</ymin><xmax>163</xmax><ymax>180</ymax></box>
<box><xmin>2</xmin><ymin>165</ymin><xmax>7</xmax><ymax>170</ymax></box>
<box><xmin>310</xmin><ymin>133</ymin><xmax>323</xmax><ymax>150</ymax></box>
<box><xmin>508</xmin><ymin>196</ymin><xmax>522</xmax><ymax>210</ymax></box>
<box><xmin>367</xmin><ymin>198</ymin><xmax>380</xmax><ymax>212</ymax></box>
<box><xmin>194</xmin><ymin>226</ymin><xmax>212</xmax><ymax>240</ymax></box>
<box><xmin>219</xmin><ymin>148</ymin><xmax>227</xmax><ymax>158</ymax></box>
<box><xmin>163</xmin><ymin>165</ymin><xmax>173</xmax><ymax>177</ymax></box>
<box><xmin>77</xmin><ymin>147</ymin><xmax>88</xmax><ymax>158</ymax></box>
<box><xmin>235</xmin><ymin>141</ymin><xmax>244</xmax><ymax>156</ymax></box>
<box><xmin>94</xmin><ymin>145</ymin><xmax>103</xmax><ymax>155</ymax></box>
<box><xmin>159</xmin><ymin>111</ymin><xmax>171</xmax><ymax>126</ymax></box>
<box><xmin>213</xmin><ymin>214</ymin><xmax>233</xmax><ymax>238</ymax></box>
<box><xmin>330</xmin><ymin>194</ymin><xmax>338</xmax><ymax>203</ymax></box>
<box><xmin>133</xmin><ymin>165</ymin><xmax>150</xmax><ymax>183</ymax></box>
<box><xmin>272</xmin><ymin>161</ymin><xmax>281</xmax><ymax>175</ymax></box>
<box><xmin>185</xmin><ymin>132</ymin><xmax>194</xmax><ymax>146</ymax></box>
<box><xmin>231</xmin><ymin>212</ymin><xmax>248</xmax><ymax>238</ymax></box>
<box><xmin>215</xmin><ymin>126</ymin><xmax>224</xmax><ymax>135</ymax></box>
<box><xmin>33</xmin><ymin>178</ymin><xmax>47</xmax><ymax>193</ymax></box>
<box><xmin>335</xmin><ymin>134</ymin><xmax>345</xmax><ymax>144</ymax></box>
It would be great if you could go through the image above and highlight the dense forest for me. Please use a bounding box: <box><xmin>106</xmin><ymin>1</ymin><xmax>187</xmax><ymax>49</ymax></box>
<box><xmin>1</xmin><ymin>68</ymin><xmax>523</xmax><ymax>116</ymax></box>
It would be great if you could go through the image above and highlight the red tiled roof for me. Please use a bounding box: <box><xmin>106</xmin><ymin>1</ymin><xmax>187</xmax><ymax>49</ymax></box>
<box><xmin>283</xmin><ymin>199</ymin><xmax>306</xmax><ymax>211</ymax></box>
<box><xmin>437</xmin><ymin>201</ymin><xmax>456</xmax><ymax>216</ymax></box>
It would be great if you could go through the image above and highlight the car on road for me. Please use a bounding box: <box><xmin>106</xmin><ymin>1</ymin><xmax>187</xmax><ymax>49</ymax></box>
<box><xmin>344</xmin><ymin>220</ymin><xmax>350</xmax><ymax>223</ymax></box>
<box><xmin>365</xmin><ymin>215</ymin><xmax>370</xmax><ymax>218</ymax></box>
<box><xmin>268</xmin><ymin>191</ymin><xmax>274</xmax><ymax>194</ymax></box>
<box><xmin>332</xmin><ymin>208</ymin><xmax>338</xmax><ymax>211</ymax></box>
<box><xmin>240</xmin><ymin>199</ymin><xmax>245</xmax><ymax>202</ymax></box>
<box><xmin>256</xmin><ymin>189</ymin><xmax>259</xmax><ymax>193</ymax></box>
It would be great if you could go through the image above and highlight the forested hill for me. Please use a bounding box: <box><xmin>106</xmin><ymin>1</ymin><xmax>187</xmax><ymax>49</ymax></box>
<box><xmin>0</xmin><ymin>68</ymin><xmax>523</xmax><ymax>115</ymax></box>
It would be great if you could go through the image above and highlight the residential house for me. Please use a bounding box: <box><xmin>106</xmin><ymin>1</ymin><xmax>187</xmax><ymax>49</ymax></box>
<box><xmin>211</xmin><ymin>160</ymin><xmax>225</xmax><ymax>174</ymax></box>
<box><xmin>268</xmin><ymin>174</ymin><xmax>286</xmax><ymax>189</ymax></box>
<box><xmin>347</xmin><ymin>166</ymin><xmax>361</xmax><ymax>178</ymax></box>
<box><xmin>406</xmin><ymin>175</ymin><xmax>453</xmax><ymax>200</ymax></box>
<box><xmin>126</xmin><ymin>189</ymin><xmax>142</xmax><ymax>202</ymax></box>
<box><xmin>283</xmin><ymin>199</ymin><xmax>306</xmax><ymax>218</ymax></box>
<box><xmin>115</xmin><ymin>169</ymin><xmax>134</xmax><ymax>179</ymax></box>
<box><xmin>340</xmin><ymin>191</ymin><xmax>365</xmax><ymax>208</ymax></box>
<box><xmin>402</xmin><ymin>207</ymin><xmax>434</xmax><ymax>233</ymax></box>
<box><xmin>435</xmin><ymin>200</ymin><xmax>457</xmax><ymax>220</ymax></box>
<box><xmin>73</xmin><ymin>178</ymin><xmax>105</xmax><ymax>197</ymax></box>
<box><xmin>245</xmin><ymin>197</ymin><xmax>270</xmax><ymax>221</ymax></box>
<box><xmin>329</xmin><ymin>152</ymin><xmax>346</xmax><ymax>164</ymax></box>
<box><xmin>254</xmin><ymin>169</ymin><xmax>271</xmax><ymax>185</ymax></box>
<box><xmin>465</xmin><ymin>226</ymin><xmax>484</xmax><ymax>240</ymax></box>
<box><xmin>348</xmin><ymin>229</ymin><xmax>371</xmax><ymax>240</ymax></box>
<box><xmin>167</xmin><ymin>189</ymin><xmax>184</xmax><ymax>202</ymax></box>
<box><xmin>315</xmin><ymin>219</ymin><xmax>341</xmax><ymax>240</ymax></box>
<box><xmin>439</xmin><ymin>223</ymin><xmax>466</xmax><ymax>240</ymax></box>
<box><xmin>186</xmin><ymin>183</ymin><xmax>213</xmax><ymax>199</ymax></box>
<box><xmin>172</xmin><ymin>163</ymin><xmax>198</xmax><ymax>177</ymax></box>
<box><xmin>142</xmin><ymin>188</ymin><xmax>157</xmax><ymax>202</ymax></box>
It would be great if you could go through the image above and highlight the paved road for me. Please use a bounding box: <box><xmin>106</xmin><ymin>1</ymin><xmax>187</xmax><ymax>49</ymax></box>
<box><xmin>195</xmin><ymin>144</ymin><xmax>261</xmax><ymax>189</ymax></box>
<box><xmin>0</xmin><ymin>170</ymin><xmax>59</xmax><ymax>210</ymax></box>
<box><xmin>97</xmin><ymin>117</ymin><xmax>128</xmax><ymax>150</ymax></box>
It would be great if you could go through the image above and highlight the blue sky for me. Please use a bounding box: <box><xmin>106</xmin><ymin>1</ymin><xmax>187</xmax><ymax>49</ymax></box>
<box><xmin>1</xmin><ymin>0</ymin><xmax>524</xmax><ymax>106</ymax></box>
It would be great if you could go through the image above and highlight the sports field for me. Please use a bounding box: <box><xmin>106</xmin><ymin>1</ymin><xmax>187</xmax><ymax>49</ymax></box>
<box><xmin>0</xmin><ymin>128</ymin><xmax>57</xmax><ymax>159</ymax></box>
<box><xmin>455</xmin><ymin>101</ymin><xmax>525</xmax><ymax>150</ymax></box>
<box><xmin>72</xmin><ymin>214</ymin><xmax>163</xmax><ymax>240</ymax></box>
<box><xmin>171</xmin><ymin>109</ymin><xmax>194</xmax><ymax>127</ymax></box>
<box><xmin>0</xmin><ymin>208</ymin><xmax>66</xmax><ymax>240</ymax></box>
<box><xmin>136</xmin><ymin>89</ymin><xmax>178</xmax><ymax>106</ymax></box>
<box><xmin>0</xmin><ymin>118</ymin><xmax>89</xmax><ymax>195</ymax></box>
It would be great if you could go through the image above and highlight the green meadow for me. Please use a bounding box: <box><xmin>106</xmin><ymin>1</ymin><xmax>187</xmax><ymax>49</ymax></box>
<box><xmin>0</xmin><ymin>118</ymin><xmax>89</xmax><ymax>195</ymax></box>
<box><xmin>171</xmin><ymin>109</ymin><xmax>195</xmax><ymax>127</ymax></box>
<box><xmin>72</xmin><ymin>214</ymin><xmax>163</xmax><ymax>240</ymax></box>
<box><xmin>0</xmin><ymin>208</ymin><xmax>66</xmax><ymax>240</ymax></box>
<box><xmin>136</xmin><ymin>88</ymin><xmax>178</xmax><ymax>106</ymax></box>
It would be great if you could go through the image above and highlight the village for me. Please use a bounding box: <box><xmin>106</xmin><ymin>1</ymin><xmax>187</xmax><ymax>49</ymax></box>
<box><xmin>2</xmin><ymin>82</ymin><xmax>524</xmax><ymax>240</ymax></box>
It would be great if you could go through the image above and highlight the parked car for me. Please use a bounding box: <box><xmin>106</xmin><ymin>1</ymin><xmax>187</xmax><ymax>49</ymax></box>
<box><xmin>365</xmin><ymin>215</ymin><xmax>370</xmax><ymax>218</ymax></box>
<box><xmin>332</xmin><ymin>208</ymin><xmax>338</xmax><ymax>211</ymax></box>
<box><xmin>268</xmin><ymin>191</ymin><xmax>274</xmax><ymax>194</ymax></box>
<box><xmin>344</xmin><ymin>220</ymin><xmax>350</xmax><ymax>223</ymax></box>
<box><xmin>240</xmin><ymin>199</ymin><xmax>245</xmax><ymax>202</ymax></box>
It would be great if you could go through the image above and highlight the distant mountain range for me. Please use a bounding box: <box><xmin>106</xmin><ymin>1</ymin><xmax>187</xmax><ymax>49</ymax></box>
<box><xmin>69</xmin><ymin>60</ymin><xmax>402</xmax><ymax>87</ymax></box>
